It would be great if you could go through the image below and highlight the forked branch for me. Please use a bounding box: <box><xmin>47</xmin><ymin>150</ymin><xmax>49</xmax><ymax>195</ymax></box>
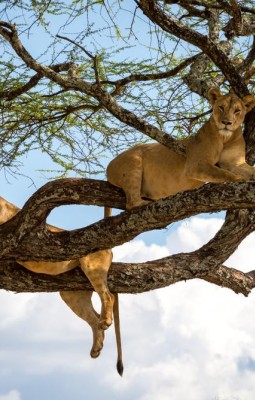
<box><xmin>1</xmin><ymin>178</ymin><xmax>255</xmax><ymax>298</ymax></box>
<box><xmin>0</xmin><ymin>20</ymin><xmax>186</xmax><ymax>154</ymax></box>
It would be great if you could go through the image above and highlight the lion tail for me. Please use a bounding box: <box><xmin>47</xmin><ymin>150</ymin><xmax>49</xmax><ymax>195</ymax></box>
<box><xmin>104</xmin><ymin>206</ymin><xmax>123</xmax><ymax>374</ymax></box>
<box><xmin>113</xmin><ymin>293</ymin><xmax>124</xmax><ymax>376</ymax></box>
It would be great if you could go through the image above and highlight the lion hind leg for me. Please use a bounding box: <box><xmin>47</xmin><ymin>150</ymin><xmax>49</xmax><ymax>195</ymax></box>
<box><xmin>123</xmin><ymin>163</ymin><xmax>147</xmax><ymax>209</ymax></box>
<box><xmin>60</xmin><ymin>290</ymin><xmax>104</xmax><ymax>358</ymax></box>
<box><xmin>107</xmin><ymin>151</ymin><xmax>146</xmax><ymax>209</ymax></box>
<box><xmin>79</xmin><ymin>250</ymin><xmax>114</xmax><ymax>331</ymax></box>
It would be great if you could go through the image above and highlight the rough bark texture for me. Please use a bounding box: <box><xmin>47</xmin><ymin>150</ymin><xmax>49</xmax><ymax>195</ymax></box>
<box><xmin>1</xmin><ymin>1</ymin><xmax>255</xmax><ymax>299</ymax></box>
<box><xmin>0</xmin><ymin>259</ymin><xmax>254</xmax><ymax>297</ymax></box>
<box><xmin>1</xmin><ymin>179</ymin><xmax>255</xmax><ymax>297</ymax></box>
<box><xmin>2</xmin><ymin>179</ymin><xmax>255</xmax><ymax>262</ymax></box>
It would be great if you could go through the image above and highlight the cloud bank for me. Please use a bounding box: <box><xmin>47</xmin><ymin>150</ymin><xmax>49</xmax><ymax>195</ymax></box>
<box><xmin>0</xmin><ymin>391</ymin><xmax>21</xmax><ymax>400</ymax></box>
<box><xmin>1</xmin><ymin>216</ymin><xmax>255</xmax><ymax>400</ymax></box>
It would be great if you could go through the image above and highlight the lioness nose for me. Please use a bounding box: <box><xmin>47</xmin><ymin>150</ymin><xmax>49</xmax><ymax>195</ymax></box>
<box><xmin>222</xmin><ymin>120</ymin><xmax>232</xmax><ymax>126</ymax></box>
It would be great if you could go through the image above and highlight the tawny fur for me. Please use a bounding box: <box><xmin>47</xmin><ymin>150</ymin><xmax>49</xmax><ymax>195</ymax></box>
<box><xmin>0</xmin><ymin>197</ymin><xmax>123</xmax><ymax>373</ymax></box>
<box><xmin>107</xmin><ymin>88</ymin><xmax>255</xmax><ymax>209</ymax></box>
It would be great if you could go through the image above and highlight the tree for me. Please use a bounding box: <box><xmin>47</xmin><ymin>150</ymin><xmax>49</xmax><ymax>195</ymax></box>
<box><xmin>1</xmin><ymin>0</ymin><xmax>255</xmax><ymax>297</ymax></box>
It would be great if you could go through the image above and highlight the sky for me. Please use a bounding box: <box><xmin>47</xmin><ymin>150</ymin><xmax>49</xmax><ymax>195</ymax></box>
<box><xmin>2</xmin><ymin>159</ymin><xmax>255</xmax><ymax>400</ymax></box>
<box><xmin>2</xmin><ymin>2</ymin><xmax>255</xmax><ymax>400</ymax></box>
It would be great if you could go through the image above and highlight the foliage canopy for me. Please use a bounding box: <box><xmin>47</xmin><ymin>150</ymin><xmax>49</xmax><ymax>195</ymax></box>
<box><xmin>3</xmin><ymin>0</ymin><xmax>252</xmax><ymax>176</ymax></box>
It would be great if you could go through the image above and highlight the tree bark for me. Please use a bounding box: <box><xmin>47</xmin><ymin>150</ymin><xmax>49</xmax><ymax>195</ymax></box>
<box><xmin>1</xmin><ymin>179</ymin><xmax>255</xmax><ymax>297</ymax></box>
<box><xmin>0</xmin><ymin>257</ymin><xmax>254</xmax><ymax>297</ymax></box>
<box><xmin>2</xmin><ymin>179</ymin><xmax>255</xmax><ymax>261</ymax></box>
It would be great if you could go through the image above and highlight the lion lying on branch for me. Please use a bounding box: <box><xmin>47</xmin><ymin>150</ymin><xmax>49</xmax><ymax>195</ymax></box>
<box><xmin>107</xmin><ymin>88</ymin><xmax>255</xmax><ymax>208</ymax></box>
<box><xmin>1</xmin><ymin>88</ymin><xmax>255</xmax><ymax>376</ymax></box>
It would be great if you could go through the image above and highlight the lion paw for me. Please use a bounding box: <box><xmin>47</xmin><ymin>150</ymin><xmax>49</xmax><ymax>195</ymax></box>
<box><xmin>236</xmin><ymin>176</ymin><xmax>245</xmax><ymax>181</ymax></box>
<box><xmin>98</xmin><ymin>316</ymin><xmax>112</xmax><ymax>330</ymax></box>
<box><xmin>90</xmin><ymin>346</ymin><xmax>102</xmax><ymax>358</ymax></box>
<box><xmin>90</xmin><ymin>329</ymin><xmax>105</xmax><ymax>358</ymax></box>
<box><xmin>126</xmin><ymin>199</ymin><xmax>150</xmax><ymax>210</ymax></box>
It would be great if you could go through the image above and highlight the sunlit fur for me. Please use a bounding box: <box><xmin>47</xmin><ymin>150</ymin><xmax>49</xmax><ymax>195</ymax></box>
<box><xmin>107</xmin><ymin>88</ymin><xmax>255</xmax><ymax>210</ymax></box>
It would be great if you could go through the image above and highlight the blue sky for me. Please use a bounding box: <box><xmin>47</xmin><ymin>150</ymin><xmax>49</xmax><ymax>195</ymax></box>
<box><xmin>1</xmin><ymin>2</ymin><xmax>255</xmax><ymax>399</ymax></box>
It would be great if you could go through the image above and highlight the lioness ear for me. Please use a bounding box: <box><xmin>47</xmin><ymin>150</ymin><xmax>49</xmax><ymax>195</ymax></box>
<box><xmin>242</xmin><ymin>95</ymin><xmax>255</xmax><ymax>113</ymax></box>
<box><xmin>207</xmin><ymin>87</ymin><xmax>222</xmax><ymax>104</ymax></box>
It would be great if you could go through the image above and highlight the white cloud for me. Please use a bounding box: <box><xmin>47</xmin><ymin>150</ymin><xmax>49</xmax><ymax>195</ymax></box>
<box><xmin>105</xmin><ymin>216</ymin><xmax>255</xmax><ymax>399</ymax></box>
<box><xmin>113</xmin><ymin>216</ymin><xmax>225</xmax><ymax>261</ymax></box>
<box><xmin>0</xmin><ymin>391</ymin><xmax>21</xmax><ymax>400</ymax></box>
<box><xmin>166</xmin><ymin>216</ymin><xmax>224</xmax><ymax>254</ymax></box>
<box><xmin>113</xmin><ymin>239</ymin><xmax>169</xmax><ymax>263</ymax></box>
<box><xmin>1</xmin><ymin>216</ymin><xmax>255</xmax><ymax>400</ymax></box>
<box><xmin>0</xmin><ymin>291</ymin><xmax>100</xmax><ymax>375</ymax></box>
<box><xmin>226</xmin><ymin>231</ymin><xmax>255</xmax><ymax>271</ymax></box>
<box><xmin>0</xmin><ymin>292</ymin><xmax>36</xmax><ymax>329</ymax></box>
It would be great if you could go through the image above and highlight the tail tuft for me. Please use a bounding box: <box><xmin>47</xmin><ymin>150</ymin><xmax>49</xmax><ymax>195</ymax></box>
<box><xmin>117</xmin><ymin>359</ymin><xmax>124</xmax><ymax>376</ymax></box>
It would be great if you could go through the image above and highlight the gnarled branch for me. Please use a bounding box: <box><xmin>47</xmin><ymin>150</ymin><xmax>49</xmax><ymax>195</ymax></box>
<box><xmin>0</xmin><ymin>252</ymin><xmax>254</xmax><ymax>297</ymax></box>
<box><xmin>137</xmin><ymin>0</ymin><xmax>248</xmax><ymax>96</ymax></box>
<box><xmin>1</xmin><ymin>177</ymin><xmax>255</xmax><ymax>300</ymax></box>
<box><xmin>2</xmin><ymin>178</ymin><xmax>255</xmax><ymax>261</ymax></box>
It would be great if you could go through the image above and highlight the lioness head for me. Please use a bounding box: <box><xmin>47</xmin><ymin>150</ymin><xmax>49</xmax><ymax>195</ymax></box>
<box><xmin>208</xmin><ymin>87</ymin><xmax>255</xmax><ymax>135</ymax></box>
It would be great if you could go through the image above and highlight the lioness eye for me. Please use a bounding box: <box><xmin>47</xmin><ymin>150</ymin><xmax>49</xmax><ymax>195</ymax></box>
<box><xmin>234</xmin><ymin>109</ymin><xmax>241</xmax><ymax>114</ymax></box>
<box><xmin>219</xmin><ymin>105</ymin><xmax>224</xmax><ymax>111</ymax></box>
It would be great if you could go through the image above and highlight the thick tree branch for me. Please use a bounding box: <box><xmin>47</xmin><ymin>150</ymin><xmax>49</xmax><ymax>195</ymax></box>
<box><xmin>2</xmin><ymin>179</ymin><xmax>255</xmax><ymax>262</ymax></box>
<box><xmin>137</xmin><ymin>0</ymin><xmax>248</xmax><ymax>96</ymax></box>
<box><xmin>165</xmin><ymin>0</ymin><xmax>255</xmax><ymax>17</ymax></box>
<box><xmin>2</xmin><ymin>189</ymin><xmax>254</xmax><ymax>297</ymax></box>
<box><xmin>229</xmin><ymin>0</ymin><xmax>242</xmax><ymax>35</ymax></box>
<box><xmin>0</xmin><ymin>255</ymin><xmax>254</xmax><ymax>297</ymax></box>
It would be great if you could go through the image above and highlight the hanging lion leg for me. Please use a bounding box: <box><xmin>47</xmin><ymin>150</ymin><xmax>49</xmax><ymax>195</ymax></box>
<box><xmin>60</xmin><ymin>290</ymin><xmax>105</xmax><ymax>358</ymax></box>
<box><xmin>79</xmin><ymin>249</ymin><xmax>114</xmax><ymax>330</ymax></box>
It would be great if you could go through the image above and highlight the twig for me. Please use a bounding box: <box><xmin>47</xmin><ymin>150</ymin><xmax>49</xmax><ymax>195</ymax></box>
<box><xmin>56</xmin><ymin>34</ymin><xmax>100</xmax><ymax>84</ymax></box>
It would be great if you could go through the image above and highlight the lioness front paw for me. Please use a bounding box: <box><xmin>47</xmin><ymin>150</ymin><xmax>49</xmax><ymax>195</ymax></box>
<box><xmin>236</xmin><ymin>176</ymin><xmax>245</xmax><ymax>181</ymax></box>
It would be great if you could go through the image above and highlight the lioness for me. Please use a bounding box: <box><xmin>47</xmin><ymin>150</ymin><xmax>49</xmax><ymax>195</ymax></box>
<box><xmin>107</xmin><ymin>88</ymin><xmax>255</xmax><ymax>209</ymax></box>
<box><xmin>0</xmin><ymin>197</ymin><xmax>123</xmax><ymax>375</ymax></box>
